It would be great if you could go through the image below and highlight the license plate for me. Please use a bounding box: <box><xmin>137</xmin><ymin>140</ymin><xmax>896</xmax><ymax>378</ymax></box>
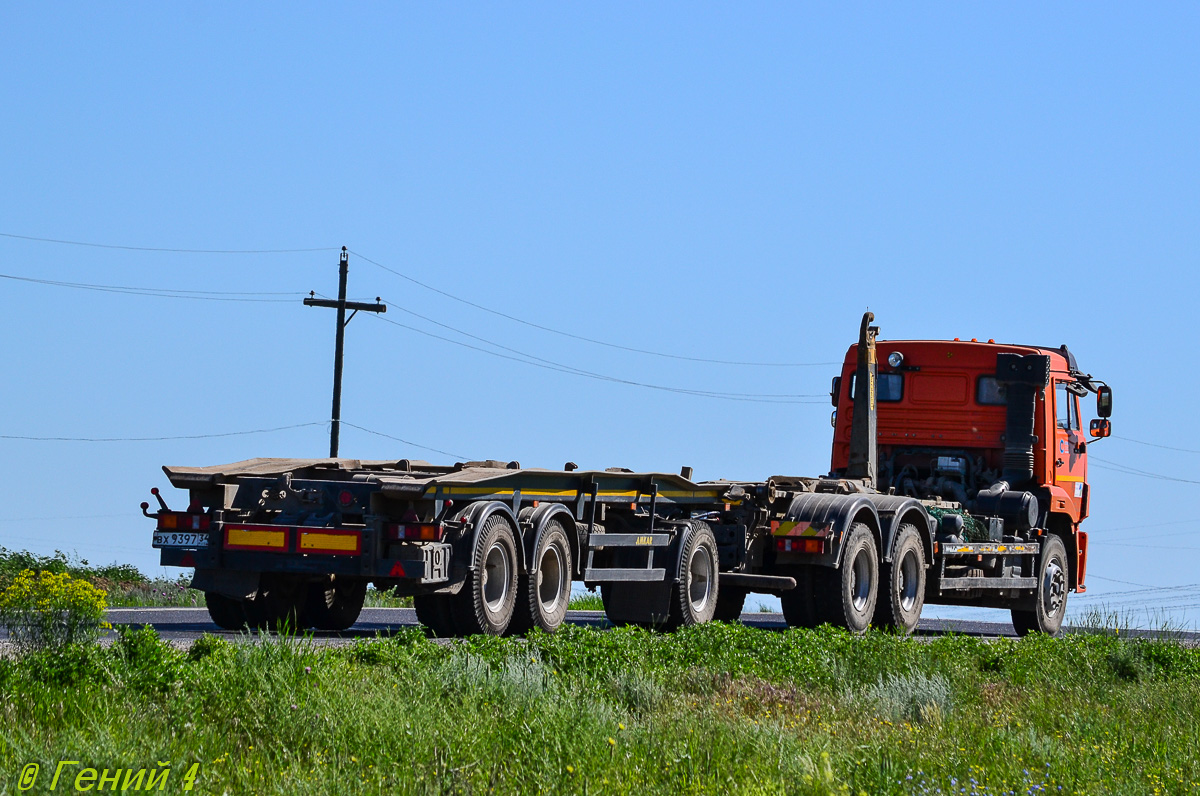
<box><xmin>422</xmin><ymin>543</ymin><xmax>450</xmax><ymax>583</ymax></box>
<box><xmin>153</xmin><ymin>532</ymin><xmax>209</xmax><ymax>548</ymax></box>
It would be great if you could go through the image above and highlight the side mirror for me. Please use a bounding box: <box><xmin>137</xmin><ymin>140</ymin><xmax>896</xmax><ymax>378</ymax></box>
<box><xmin>830</xmin><ymin>376</ymin><xmax>842</xmax><ymax>407</ymax></box>
<box><xmin>1089</xmin><ymin>418</ymin><xmax>1112</xmax><ymax>438</ymax></box>
<box><xmin>1096</xmin><ymin>385</ymin><xmax>1112</xmax><ymax>418</ymax></box>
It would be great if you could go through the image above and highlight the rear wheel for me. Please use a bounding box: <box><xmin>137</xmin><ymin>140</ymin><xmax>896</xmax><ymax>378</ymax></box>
<box><xmin>873</xmin><ymin>524</ymin><xmax>926</xmax><ymax>634</ymax></box>
<box><xmin>452</xmin><ymin>514</ymin><xmax>519</xmax><ymax>635</ymax></box>
<box><xmin>302</xmin><ymin>575</ymin><xmax>367</xmax><ymax>631</ymax></box>
<box><xmin>1011</xmin><ymin>534</ymin><xmax>1068</xmax><ymax>637</ymax></box>
<box><xmin>508</xmin><ymin>520</ymin><xmax>572</xmax><ymax>635</ymax></box>
<box><xmin>243</xmin><ymin>574</ymin><xmax>305</xmax><ymax>631</ymax></box>
<box><xmin>413</xmin><ymin>593</ymin><xmax>458</xmax><ymax>638</ymax></box>
<box><xmin>205</xmin><ymin>592</ymin><xmax>246</xmax><ymax>630</ymax></box>
<box><xmin>812</xmin><ymin>523</ymin><xmax>878</xmax><ymax>634</ymax></box>
<box><xmin>667</xmin><ymin>522</ymin><xmax>719</xmax><ymax>629</ymax></box>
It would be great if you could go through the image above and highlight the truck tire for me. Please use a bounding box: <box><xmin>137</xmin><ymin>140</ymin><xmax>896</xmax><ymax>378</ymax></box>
<box><xmin>812</xmin><ymin>523</ymin><xmax>878</xmax><ymax>634</ymax></box>
<box><xmin>1011</xmin><ymin>534</ymin><xmax>1068</xmax><ymax>637</ymax></box>
<box><xmin>413</xmin><ymin>593</ymin><xmax>458</xmax><ymax>638</ymax></box>
<box><xmin>508</xmin><ymin>520</ymin><xmax>572</xmax><ymax>635</ymax></box>
<box><xmin>781</xmin><ymin>566</ymin><xmax>817</xmax><ymax>629</ymax></box>
<box><xmin>713</xmin><ymin>587</ymin><xmax>747</xmax><ymax>622</ymax></box>
<box><xmin>303</xmin><ymin>575</ymin><xmax>367</xmax><ymax>631</ymax></box>
<box><xmin>205</xmin><ymin>592</ymin><xmax>247</xmax><ymax>630</ymax></box>
<box><xmin>667</xmin><ymin>521</ymin><xmax>719</xmax><ymax>629</ymax></box>
<box><xmin>873</xmin><ymin>524</ymin><xmax>925</xmax><ymax>634</ymax></box>
<box><xmin>452</xmin><ymin>513</ymin><xmax>519</xmax><ymax>635</ymax></box>
<box><xmin>243</xmin><ymin>574</ymin><xmax>305</xmax><ymax>631</ymax></box>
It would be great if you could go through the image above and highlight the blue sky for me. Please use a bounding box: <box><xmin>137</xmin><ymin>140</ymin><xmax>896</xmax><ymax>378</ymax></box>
<box><xmin>1</xmin><ymin>4</ymin><xmax>1197</xmax><ymax>626</ymax></box>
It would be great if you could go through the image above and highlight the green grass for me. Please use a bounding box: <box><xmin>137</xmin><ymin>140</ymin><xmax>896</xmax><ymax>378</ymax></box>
<box><xmin>568</xmin><ymin>590</ymin><xmax>605</xmax><ymax>611</ymax></box>
<box><xmin>3</xmin><ymin>623</ymin><xmax>1200</xmax><ymax>794</ymax></box>
<box><xmin>0</xmin><ymin>547</ymin><xmax>204</xmax><ymax>608</ymax></box>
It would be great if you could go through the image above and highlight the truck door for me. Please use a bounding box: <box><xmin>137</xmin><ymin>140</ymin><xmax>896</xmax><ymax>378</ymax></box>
<box><xmin>1052</xmin><ymin>379</ymin><xmax>1087</xmax><ymax>517</ymax></box>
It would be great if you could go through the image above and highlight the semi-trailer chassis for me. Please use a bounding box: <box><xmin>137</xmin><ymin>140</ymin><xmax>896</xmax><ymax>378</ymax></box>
<box><xmin>146</xmin><ymin>313</ymin><xmax>1111</xmax><ymax>636</ymax></box>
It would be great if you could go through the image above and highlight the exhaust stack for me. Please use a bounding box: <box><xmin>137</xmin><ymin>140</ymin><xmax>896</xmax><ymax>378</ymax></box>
<box><xmin>995</xmin><ymin>352</ymin><xmax>1051</xmax><ymax>486</ymax></box>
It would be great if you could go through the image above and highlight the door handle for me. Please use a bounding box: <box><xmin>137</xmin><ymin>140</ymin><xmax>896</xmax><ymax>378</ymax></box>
<box><xmin>1056</xmin><ymin>459</ymin><xmax>1064</xmax><ymax>467</ymax></box>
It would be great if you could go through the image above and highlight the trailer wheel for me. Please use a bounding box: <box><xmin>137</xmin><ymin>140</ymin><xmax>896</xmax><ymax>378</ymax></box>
<box><xmin>1011</xmin><ymin>534</ymin><xmax>1068</xmax><ymax>637</ymax></box>
<box><xmin>204</xmin><ymin>592</ymin><xmax>247</xmax><ymax>630</ymax></box>
<box><xmin>713</xmin><ymin>587</ymin><xmax>747</xmax><ymax>622</ymax></box>
<box><xmin>452</xmin><ymin>514</ymin><xmax>519</xmax><ymax>635</ymax></box>
<box><xmin>508</xmin><ymin>520</ymin><xmax>572</xmax><ymax>635</ymax></box>
<box><xmin>873</xmin><ymin>524</ymin><xmax>925</xmax><ymax>634</ymax></box>
<box><xmin>243</xmin><ymin>574</ymin><xmax>305</xmax><ymax>631</ymax></box>
<box><xmin>303</xmin><ymin>575</ymin><xmax>367</xmax><ymax>631</ymax></box>
<box><xmin>812</xmin><ymin>523</ymin><xmax>878</xmax><ymax>634</ymax></box>
<box><xmin>413</xmin><ymin>593</ymin><xmax>458</xmax><ymax>638</ymax></box>
<box><xmin>667</xmin><ymin>522</ymin><xmax>719</xmax><ymax>628</ymax></box>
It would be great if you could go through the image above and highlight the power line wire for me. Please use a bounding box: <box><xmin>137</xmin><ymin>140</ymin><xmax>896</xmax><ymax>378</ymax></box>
<box><xmin>1114</xmin><ymin>435</ymin><xmax>1200</xmax><ymax>454</ymax></box>
<box><xmin>0</xmin><ymin>272</ymin><xmax>302</xmax><ymax>303</ymax></box>
<box><xmin>1090</xmin><ymin>457</ymin><xmax>1200</xmax><ymax>485</ymax></box>
<box><xmin>0</xmin><ymin>422</ymin><xmax>325</xmax><ymax>443</ymax></box>
<box><xmin>0</xmin><ymin>231</ymin><xmax>335</xmax><ymax>254</ymax></box>
<box><xmin>369</xmin><ymin>311</ymin><xmax>827</xmax><ymax>404</ymax></box>
<box><xmin>350</xmin><ymin>248</ymin><xmax>837</xmax><ymax>369</ymax></box>
<box><xmin>340</xmin><ymin>422</ymin><xmax>470</xmax><ymax>460</ymax></box>
<box><xmin>378</xmin><ymin>296</ymin><xmax>824</xmax><ymax>401</ymax></box>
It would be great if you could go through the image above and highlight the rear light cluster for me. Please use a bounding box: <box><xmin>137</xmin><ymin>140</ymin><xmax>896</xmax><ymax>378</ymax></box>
<box><xmin>157</xmin><ymin>512</ymin><xmax>211</xmax><ymax>531</ymax></box>
<box><xmin>386</xmin><ymin>523</ymin><xmax>444</xmax><ymax>542</ymax></box>
<box><xmin>776</xmin><ymin>537</ymin><xmax>827</xmax><ymax>554</ymax></box>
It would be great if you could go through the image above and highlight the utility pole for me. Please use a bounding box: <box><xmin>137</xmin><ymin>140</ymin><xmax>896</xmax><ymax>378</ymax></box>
<box><xmin>304</xmin><ymin>247</ymin><xmax>386</xmax><ymax>458</ymax></box>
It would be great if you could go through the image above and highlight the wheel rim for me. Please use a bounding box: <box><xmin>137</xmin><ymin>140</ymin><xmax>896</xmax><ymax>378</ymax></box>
<box><xmin>1043</xmin><ymin>558</ymin><xmax>1066</xmax><ymax>617</ymax></box>
<box><xmin>688</xmin><ymin>545</ymin><xmax>714</xmax><ymax>613</ymax></box>
<box><xmin>482</xmin><ymin>541</ymin><xmax>512</xmax><ymax>614</ymax></box>
<box><xmin>898</xmin><ymin>549</ymin><xmax>920</xmax><ymax>612</ymax></box>
<box><xmin>850</xmin><ymin>548</ymin><xmax>873</xmax><ymax>612</ymax></box>
<box><xmin>537</xmin><ymin>543</ymin><xmax>565</xmax><ymax>614</ymax></box>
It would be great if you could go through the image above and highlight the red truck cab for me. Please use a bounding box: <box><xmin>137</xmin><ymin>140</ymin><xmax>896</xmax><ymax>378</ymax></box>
<box><xmin>830</xmin><ymin>338</ymin><xmax>1104</xmax><ymax>594</ymax></box>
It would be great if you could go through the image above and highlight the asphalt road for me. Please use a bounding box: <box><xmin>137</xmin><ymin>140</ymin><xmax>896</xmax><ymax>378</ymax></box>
<box><xmin>97</xmin><ymin>607</ymin><xmax>1034</xmax><ymax>643</ymax></box>
<box><xmin>3</xmin><ymin>608</ymin><xmax>1192</xmax><ymax>645</ymax></box>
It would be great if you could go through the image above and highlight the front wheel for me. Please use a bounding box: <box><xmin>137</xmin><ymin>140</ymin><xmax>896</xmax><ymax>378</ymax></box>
<box><xmin>1011</xmin><ymin>534</ymin><xmax>1068</xmax><ymax>637</ymax></box>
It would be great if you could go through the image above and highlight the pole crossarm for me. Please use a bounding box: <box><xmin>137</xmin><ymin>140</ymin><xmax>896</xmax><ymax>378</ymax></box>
<box><xmin>303</xmin><ymin>298</ymin><xmax>387</xmax><ymax>313</ymax></box>
<box><xmin>304</xmin><ymin>247</ymin><xmax>387</xmax><ymax>458</ymax></box>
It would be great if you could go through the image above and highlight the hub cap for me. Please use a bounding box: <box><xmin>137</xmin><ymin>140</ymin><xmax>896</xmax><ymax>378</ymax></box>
<box><xmin>688</xmin><ymin>545</ymin><xmax>714</xmax><ymax>613</ymax></box>
<box><xmin>537</xmin><ymin>544</ymin><xmax>565</xmax><ymax>614</ymax></box>
<box><xmin>850</xmin><ymin>548</ymin><xmax>873</xmax><ymax>612</ymax></box>
<box><xmin>1043</xmin><ymin>558</ymin><xmax>1066</xmax><ymax>617</ymax></box>
<box><xmin>898</xmin><ymin>549</ymin><xmax>920</xmax><ymax>612</ymax></box>
<box><xmin>482</xmin><ymin>542</ymin><xmax>512</xmax><ymax>614</ymax></box>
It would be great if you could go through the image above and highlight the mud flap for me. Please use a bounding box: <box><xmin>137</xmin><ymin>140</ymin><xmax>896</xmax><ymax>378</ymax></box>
<box><xmin>190</xmin><ymin>567</ymin><xmax>260</xmax><ymax>599</ymax></box>
<box><xmin>603</xmin><ymin>582</ymin><xmax>673</xmax><ymax>626</ymax></box>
